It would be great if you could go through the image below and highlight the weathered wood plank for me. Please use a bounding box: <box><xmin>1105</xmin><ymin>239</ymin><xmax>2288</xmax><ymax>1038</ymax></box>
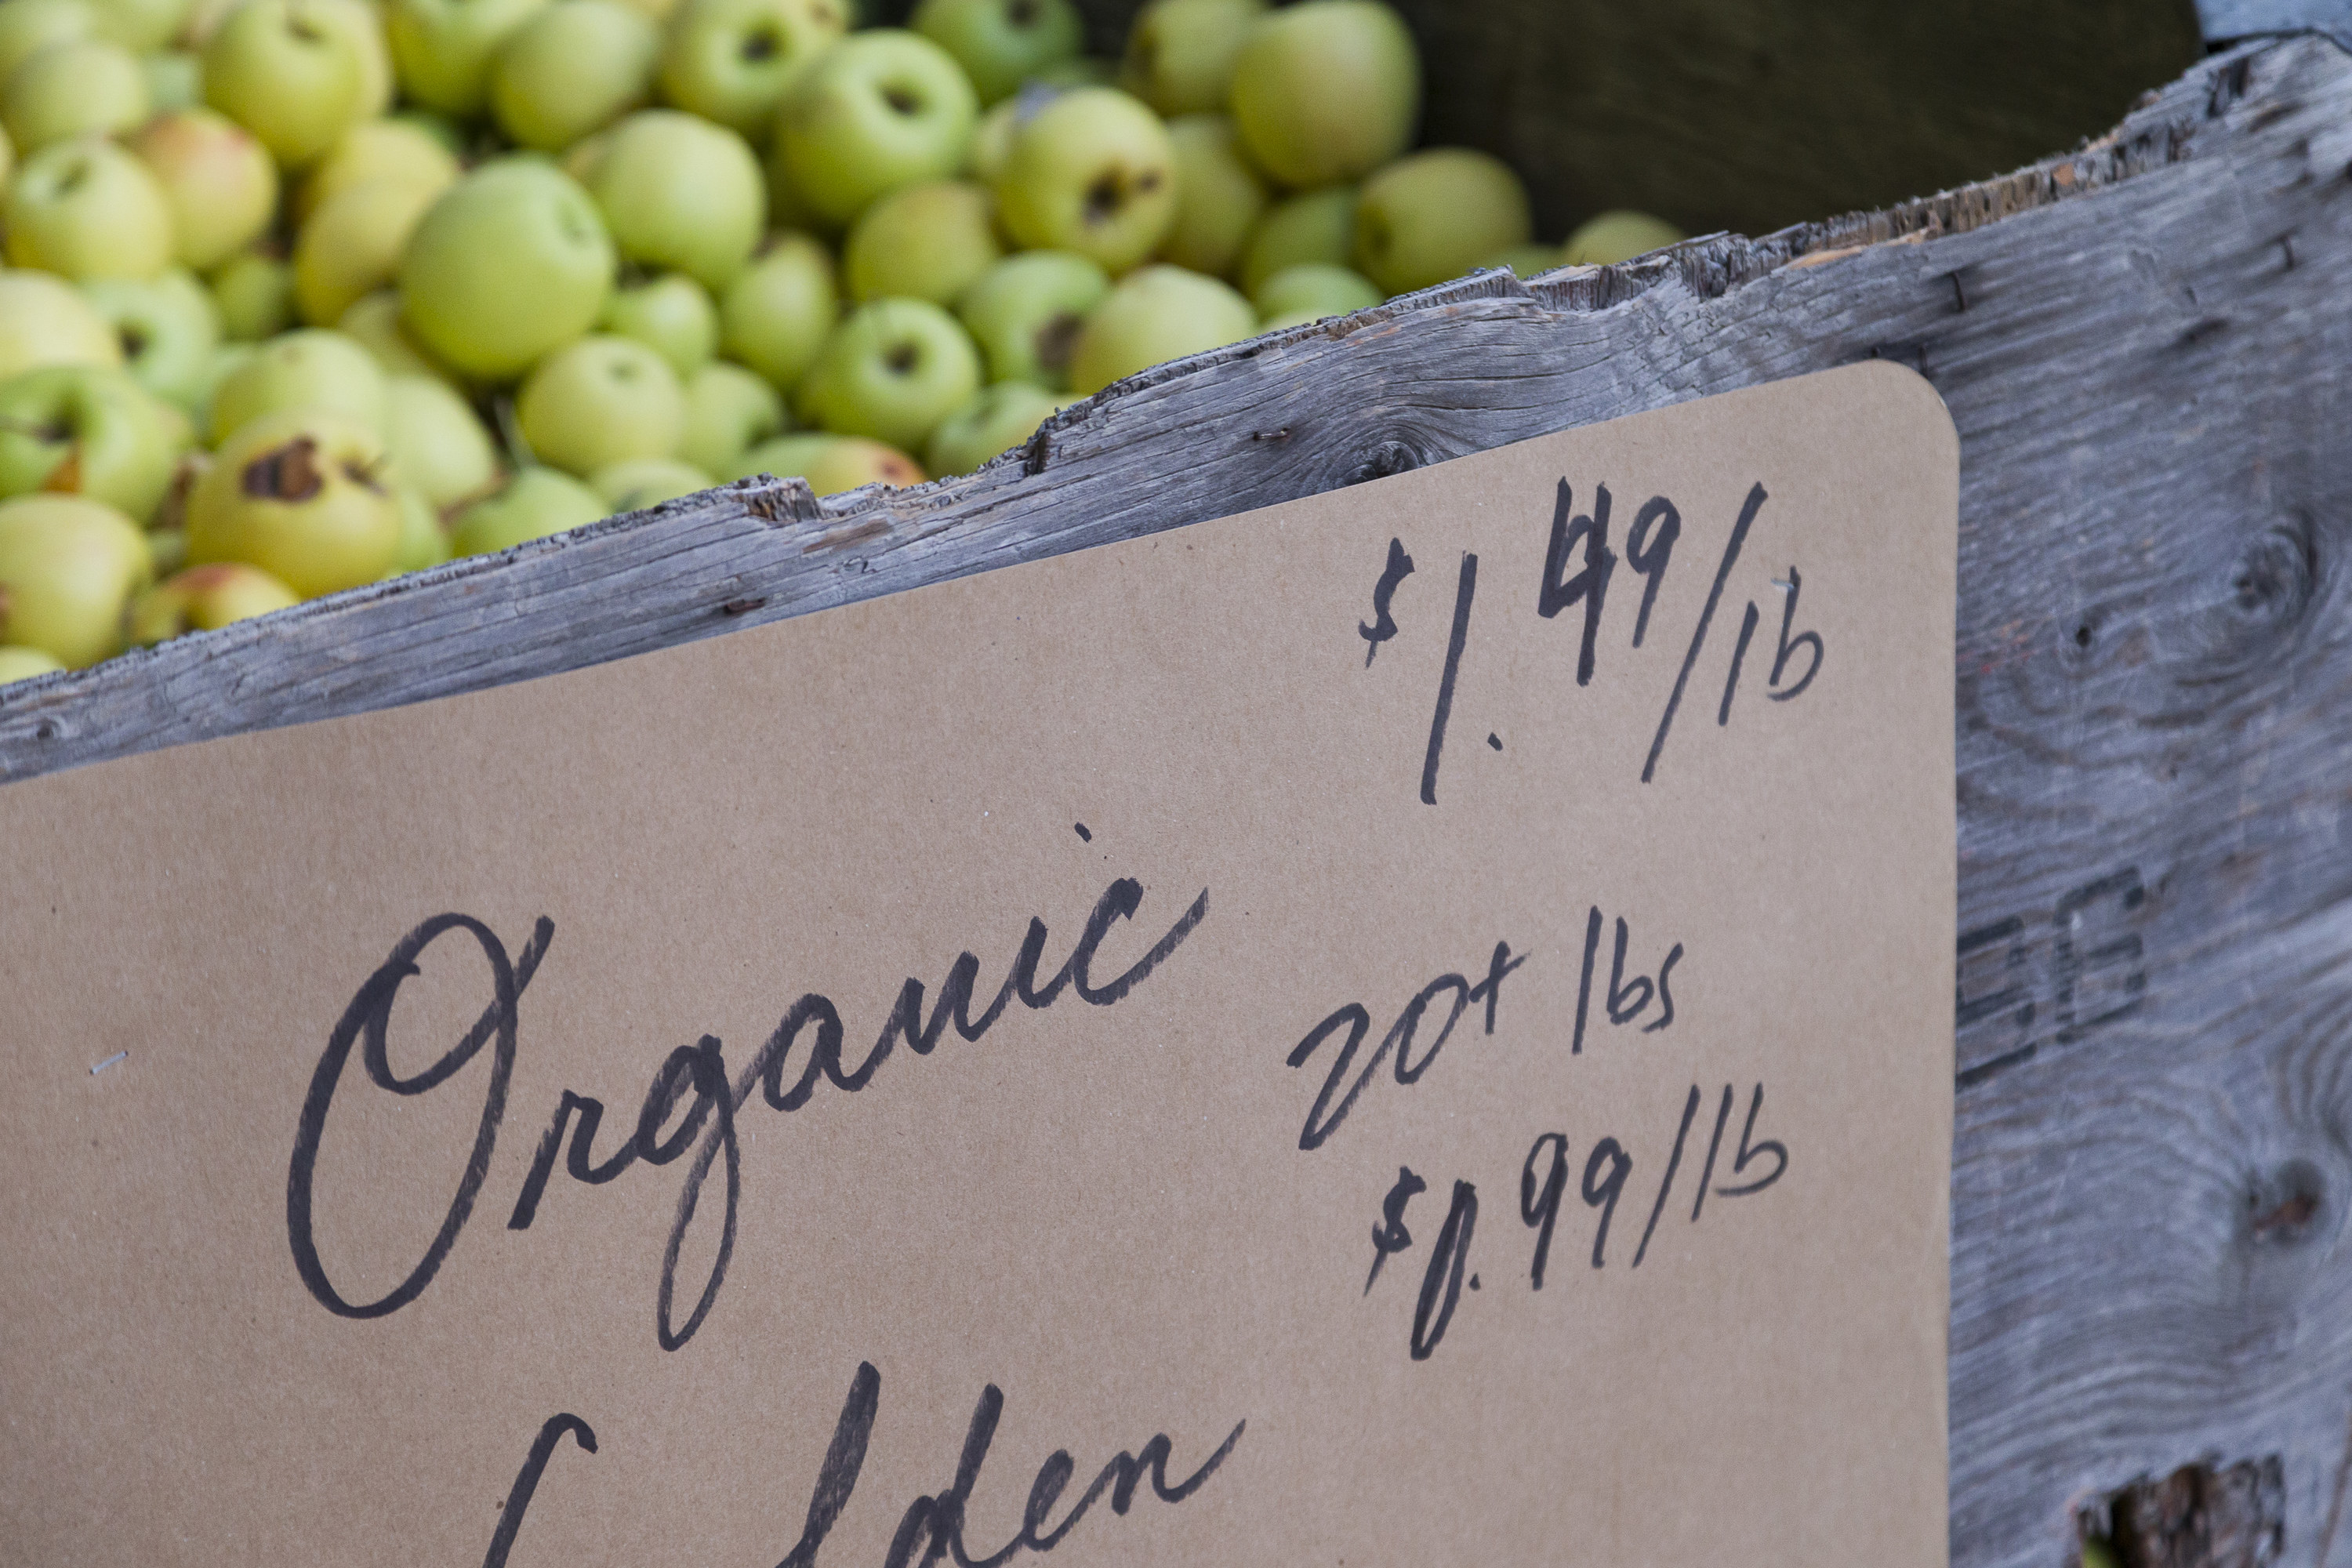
<box><xmin>5</xmin><ymin>34</ymin><xmax>2352</xmax><ymax>1568</ymax></box>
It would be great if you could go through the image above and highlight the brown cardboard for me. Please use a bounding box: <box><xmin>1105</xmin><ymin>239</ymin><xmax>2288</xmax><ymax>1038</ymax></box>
<box><xmin>0</xmin><ymin>361</ymin><xmax>1957</xmax><ymax>1566</ymax></box>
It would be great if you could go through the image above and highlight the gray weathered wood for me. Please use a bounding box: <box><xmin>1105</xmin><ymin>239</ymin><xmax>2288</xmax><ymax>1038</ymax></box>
<box><xmin>6</xmin><ymin>34</ymin><xmax>2352</xmax><ymax>1568</ymax></box>
<box><xmin>2200</xmin><ymin>0</ymin><xmax>2352</xmax><ymax>49</ymax></box>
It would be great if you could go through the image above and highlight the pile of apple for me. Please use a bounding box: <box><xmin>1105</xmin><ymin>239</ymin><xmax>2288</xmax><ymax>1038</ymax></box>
<box><xmin>0</xmin><ymin>0</ymin><xmax>1681</xmax><ymax>685</ymax></box>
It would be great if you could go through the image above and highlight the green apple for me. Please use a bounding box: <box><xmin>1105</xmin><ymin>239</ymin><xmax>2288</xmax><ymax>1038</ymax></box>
<box><xmin>515</xmin><ymin>332</ymin><xmax>683</xmax><ymax>475</ymax></box>
<box><xmin>1251</xmin><ymin>260</ymin><xmax>1378</xmax><ymax>321</ymax></box>
<box><xmin>126</xmin><ymin>108</ymin><xmax>280</xmax><ymax>271</ymax></box>
<box><xmin>211</xmin><ymin>249</ymin><xmax>296</xmax><ymax>340</ymax></box>
<box><xmin>656</xmin><ymin>0</ymin><xmax>844</xmax><ymax>140</ymax></box>
<box><xmin>201</xmin><ymin>0</ymin><xmax>377</xmax><ymax>168</ymax></box>
<box><xmin>191</xmin><ymin>338</ymin><xmax>252</xmax><ymax>416</ymax></box>
<box><xmin>773</xmin><ymin>28</ymin><xmax>978</xmax><ymax>228</ymax></box>
<box><xmin>0</xmin><ymin>270</ymin><xmax>124</xmax><ymax>378</ymax></box>
<box><xmin>992</xmin><ymin>85</ymin><xmax>1173</xmax><ymax>273</ymax></box>
<box><xmin>575</xmin><ymin>110</ymin><xmax>765</xmax><ymax>290</ymax></box>
<box><xmin>296</xmin><ymin>113</ymin><xmax>458</xmax><ymax>223</ymax></box>
<box><xmin>490</xmin><ymin>0</ymin><xmax>658</xmax><ymax>152</ymax></box>
<box><xmin>1067</xmin><ymin>261</ymin><xmax>1250</xmax><ymax>396</ymax></box>
<box><xmin>99</xmin><ymin>0</ymin><xmax>195</xmax><ymax>52</ymax></box>
<box><xmin>911</xmin><ymin>0</ymin><xmax>1078</xmax><ymax>105</ymax></box>
<box><xmin>447</xmin><ymin>463</ymin><xmax>604</xmax><ymax>555</ymax></box>
<box><xmin>1484</xmin><ymin>241</ymin><xmax>1559</xmax><ymax>278</ymax></box>
<box><xmin>592</xmin><ymin>454</ymin><xmax>707</xmax><ymax>509</ymax></box>
<box><xmin>600</xmin><ymin>273</ymin><xmax>717</xmax><ymax>379</ymax></box>
<box><xmin>1026</xmin><ymin>53</ymin><xmax>1108</xmax><ymax>87</ymax></box>
<box><xmin>0</xmin><ymin>643</ymin><xmax>64</xmax><ymax>681</ymax></box>
<box><xmin>0</xmin><ymin>0</ymin><xmax>97</xmax><ymax>82</ymax></box>
<box><xmin>384</xmin><ymin>0</ymin><xmax>547</xmax><ymax>115</ymax></box>
<box><xmin>964</xmin><ymin>89</ymin><xmax>1019</xmax><ymax>182</ymax></box>
<box><xmin>922</xmin><ymin>377</ymin><xmax>1051</xmax><ymax>474</ymax></box>
<box><xmin>293</xmin><ymin>174</ymin><xmax>441</xmax><ymax>326</ymax></box>
<box><xmin>1563</xmin><ymin>209</ymin><xmax>1683</xmax><ymax>266</ymax></box>
<box><xmin>4</xmin><ymin>36</ymin><xmax>148</xmax><ymax>151</ymax></box>
<box><xmin>399</xmin><ymin>158</ymin><xmax>615</xmax><ymax>381</ymax></box>
<box><xmin>336</xmin><ymin>289</ymin><xmax>452</xmax><ymax>380</ymax></box>
<box><xmin>718</xmin><ymin>229</ymin><xmax>835</xmax><ymax>390</ymax></box>
<box><xmin>0</xmin><ymin>492</ymin><xmax>153</xmax><ymax>665</ymax></box>
<box><xmin>1119</xmin><ymin>0</ymin><xmax>1259</xmax><ymax>116</ymax></box>
<box><xmin>1353</xmin><ymin>147</ymin><xmax>1529</xmax><ymax>296</ymax></box>
<box><xmin>187</xmin><ymin>404</ymin><xmax>399</xmax><ymax>593</ymax></box>
<box><xmin>383</xmin><ymin>371</ymin><xmax>495</xmax><ymax>506</ymax></box>
<box><xmin>952</xmin><ymin>246</ymin><xmax>1102</xmax><ymax>389</ymax></box>
<box><xmin>725</xmin><ymin>430</ymin><xmax>920</xmax><ymax>491</ymax></box>
<box><xmin>126</xmin><ymin>558</ymin><xmax>298</xmax><ymax>641</ymax></box>
<box><xmin>0</xmin><ymin>122</ymin><xmax>13</xmax><ymax>190</ymax></box>
<box><xmin>0</xmin><ymin>364</ymin><xmax>184</xmax><ymax>523</ymax></box>
<box><xmin>1229</xmin><ymin>0</ymin><xmax>1417</xmax><ymax>188</ymax></box>
<box><xmin>5</xmin><ymin>140</ymin><xmax>173</xmax><ymax>281</ymax></box>
<box><xmin>206</xmin><ymin>326</ymin><xmax>385</xmax><ymax>443</ymax></box>
<box><xmin>678</xmin><ymin>358</ymin><xmax>782</xmax><ymax>473</ymax></box>
<box><xmin>843</xmin><ymin>179</ymin><xmax>1000</xmax><ymax>305</ymax></box>
<box><xmin>796</xmin><ymin>296</ymin><xmax>977</xmax><ymax>452</ymax></box>
<box><xmin>1159</xmin><ymin>114</ymin><xmax>1265</xmax><ymax>278</ymax></box>
<box><xmin>80</xmin><ymin>269</ymin><xmax>223</xmax><ymax>412</ymax></box>
<box><xmin>142</xmin><ymin>48</ymin><xmax>205</xmax><ymax>111</ymax></box>
<box><xmin>612</xmin><ymin>0</ymin><xmax>680</xmax><ymax>21</ymax></box>
<box><xmin>1237</xmin><ymin>183</ymin><xmax>1353</xmax><ymax>296</ymax></box>
<box><xmin>388</xmin><ymin>483</ymin><xmax>451</xmax><ymax>572</ymax></box>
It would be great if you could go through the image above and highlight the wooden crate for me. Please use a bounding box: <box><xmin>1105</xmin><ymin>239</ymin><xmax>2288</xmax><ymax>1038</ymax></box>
<box><xmin>2</xmin><ymin>8</ymin><xmax>2347</xmax><ymax>1566</ymax></box>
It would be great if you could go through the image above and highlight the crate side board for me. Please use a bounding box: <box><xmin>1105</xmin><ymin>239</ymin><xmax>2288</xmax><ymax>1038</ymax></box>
<box><xmin>6</xmin><ymin>38</ymin><xmax>2352</xmax><ymax>1568</ymax></box>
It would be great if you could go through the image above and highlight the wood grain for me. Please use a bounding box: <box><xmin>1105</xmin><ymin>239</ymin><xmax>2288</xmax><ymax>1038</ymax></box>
<box><xmin>5</xmin><ymin>31</ymin><xmax>2352</xmax><ymax>1568</ymax></box>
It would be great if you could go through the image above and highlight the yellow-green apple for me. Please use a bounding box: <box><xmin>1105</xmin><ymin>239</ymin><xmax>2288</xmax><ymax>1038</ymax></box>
<box><xmin>447</xmin><ymin>463</ymin><xmax>604</xmax><ymax>555</ymax></box>
<box><xmin>389</xmin><ymin>483</ymin><xmax>448</xmax><ymax>569</ymax></box>
<box><xmin>677</xmin><ymin>357</ymin><xmax>782</xmax><ymax>473</ymax></box>
<box><xmin>843</xmin><ymin>179</ymin><xmax>999</xmax><ymax>304</ymax></box>
<box><xmin>5</xmin><ymin>140</ymin><xmax>173</xmax><ymax>280</ymax></box>
<box><xmin>991</xmin><ymin>85</ymin><xmax>1173</xmax><ymax>272</ymax></box>
<box><xmin>772</xmin><ymin>28</ymin><xmax>978</xmax><ymax>227</ymax></box>
<box><xmin>1352</xmin><ymin>147</ymin><xmax>1528</xmax><ymax>295</ymax></box>
<box><xmin>1229</xmin><ymin>0</ymin><xmax>1417</xmax><ymax>187</ymax></box>
<box><xmin>384</xmin><ymin>0</ymin><xmax>547</xmax><ymax>115</ymax></box>
<box><xmin>125</xmin><ymin>108</ymin><xmax>279</xmax><ymax>271</ymax></box>
<box><xmin>1026</xmin><ymin>53</ymin><xmax>1109</xmax><ymax>86</ymax></box>
<box><xmin>0</xmin><ymin>269</ymin><xmax>122</xmax><ymax>376</ymax></box>
<box><xmin>1251</xmin><ymin>260</ymin><xmax>1377</xmax><ymax>321</ymax></box>
<box><xmin>1563</xmin><ymin>209</ymin><xmax>1682</xmax><ymax>266</ymax></box>
<box><xmin>97</xmin><ymin>0</ymin><xmax>194</xmax><ymax>51</ymax></box>
<box><xmin>1238</xmin><ymin>183</ymin><xmax>1353</xmax><ymax>295</ymax></box>
<box><xmin>952</xmin><ymin>245</ymin><xmax>1102</xmax><ymax>388</ymax></box>
<box><xmin>0</xmin><ymin>0</ymin><xmax>97</xmax><ymax>82</ymax></box>
<box><xmin>80</xmin><ymin>269</ymin><xmax>223</xmax><ymax>412</ymax></box>
<box><xmin>187</xmin><ymin>404</ymin><xmax>399</xmax><ymax>593</ymax></box>
<box><xmin>210</xmin><ymin>249</ymin><xmax>295</xmax><ymax>339</ymax></box>
<box><xmin>292</xmin><ymin>173</ymin><xmax>441</xmax><ymax>325</ymax></box>
<box><xmin>489</xmin><ymin>0</ymin><xmax>657</xmax><ymax>151</ymax></box>
<box><xmin>922</xmin><ymin>376</ymin><xmax>1051</xmax><ymax>474</ymax></box>
<box><xmin>295</xmin><ymin>113</ymin><xmax>457</xmax><ymax>223</ymax></box>
<box><xmin>964</xmin><ymin>90</ymin><xmax>1019</xmax><ymax>182</ymax></box>
<box><xmin>575</xmin><ymin>109</ymin><xmax>764</xmax><ymax>290</ymax></box>
<box><xmin>515</xmin><ymin>332</ymin><xmax>684</xmax><ymax>474</ymax></box>
<box><xmin>0</xmin><ymin>122</ymin><xmax>13</xmax><ymax>189</ymax></box>
<box><xmin>656</xmin><ymin>0</ymin><xmax>844</xmax><ymax>139</ymax></box>
<box><xmin>600</xmin><ymin>272</ymin><xmax>717</xmax><ymax>378</ymax></box>
<box><xmin>0</xmin><ymin>364</ymin><xmax>186</xmax><ymax>523</ymax></box>
<box><xmin>206</xmin><ymin>326</ymin><xmax>385</xmax><ymax>442</ymax></box>
<box><xmin>0</xmin><ymin>643</ymin><xmax>64</xmax><ymax>681</ymax></box>
<box><xmin>0</xmin><ymin>492</ymin><xmax>154</xmax><ymax>665</ymax></box>
<box><xmin>399</xmin><ymin>158</ymin><xmax>615</xmax><ymax>380</ymax></box>
<box><xmin>192</xmin><ymin>339</ymin><xmax>252</xmax><ymax>417</ymax></box>
<box><xmin>911</xmin><ymin>0</ymin><xmax>1079</xmax><ymax>105</ymax></box>
<box><xmin>1484</xmin><ymin>241</ymin><xmax>1559</xmax><ymax>277</ymax></box>
<box><xmin>591</xmin><ymin>454</ymin><xmax>707</xmax><ymax>509</ymax></box>
<box><xmin>382</xmin><ymin>371</ymin><xmax>495</xmax><ymax>506</ymax></box>
<box><xmin>718</xmin><ymin>229</ymin><xmax>835</xmax><ymax>390</ymax></box>
<box><xmin>336</xmin><ymin>289</ymin><xmax>450</xmax><ymax>379</ymax></box>
<box><xmin>1067</xmin><ymin>261</ymin><xmax>1250</xmax><ymax>394</ymax></box>
<box><xmin>125</xmin><ymin>558</ymin><xmax>297</xmax><ymax>641</ymax></box>
<box><xmin>724</xmin><ymin>430</ymin><xmax>920</xmax><ymax>492</ymax></box>
<box><xmin>201</xmin><ymin>0</ymin><xmax>378</xmax><ymax>167</ymax></box>
<box><xmin>796</xmin><ymin>296</ymin><xmax>978</xmax><ymax>452</ymax></box>
<box><xmin>142</xmin><ymin>49</ymin><xmax>204</xmax><ymax>111</ymax></box>
<box><xmin>1119</xmin><ymin>0</ymin><xmax>1259</xmax><ymax>114</ymax></box>
<box><xmin>3</xmin><ymin>37</ymin><xmax>148</xmax><ymax>151</ymax></box>
<box><xmin>1159</xmin><ymin>113</ymin><xmax>1264</xmax><ymax>277</ymax></box>
<box><xmin>612</xmin><ymin>0</ymin><xmax>679</xmax><ymax>21</ymax></box>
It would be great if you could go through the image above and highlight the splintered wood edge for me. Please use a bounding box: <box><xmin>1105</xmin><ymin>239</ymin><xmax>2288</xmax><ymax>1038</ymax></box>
<box><xmin>0</xmin><ymin>39</ymin><xmax>2271</xmax><ymax>783</ymax></box>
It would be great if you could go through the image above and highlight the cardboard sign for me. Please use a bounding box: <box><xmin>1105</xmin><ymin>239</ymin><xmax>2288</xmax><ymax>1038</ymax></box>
<box><xmin>0</xmin><ymin>361</ymin><xmax>1956</xmax><ymax>1566</ymax></box>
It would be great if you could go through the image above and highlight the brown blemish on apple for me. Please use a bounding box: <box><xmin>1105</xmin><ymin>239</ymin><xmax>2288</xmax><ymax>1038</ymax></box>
<box><xmin>1033</xmin><ymin>311</ymin><xmax>1082</xmax><ymax>376</ymax></box>
<box><xmin>739</xmin><ymin>27</ymin><xmax>779</xmax><ymax>62</ymax></box>
<box><xmin>42</xmin><ymin>449</ymin><xmax>82</xmax><ymax>495</ymax></box>
<box><xmin>1008</xmin><ymin>0</ymin><xmax>1040</xmax><ymax>25</ymax></box>
<box><xmin>242</xmin><ymin>437</ymin><xmax>325</xmax><ymax>504</ymax></box>
<box><xmin>1083</xmin><ymin>173</ymin><xmax>1125</xmax><ymax>225</ymax></box>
